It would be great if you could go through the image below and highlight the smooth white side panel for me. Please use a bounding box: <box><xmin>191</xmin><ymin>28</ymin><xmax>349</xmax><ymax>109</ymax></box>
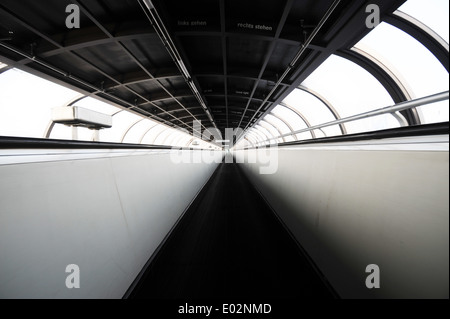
<box><xmin>0</xmin><ymin>150</ymin><xmax>222</xmax><ymax>298</ymax></box>
<box><xmin>235</xmin><ymin>141</ymin><xmax>449</xmax><ymax>299</ymax></box>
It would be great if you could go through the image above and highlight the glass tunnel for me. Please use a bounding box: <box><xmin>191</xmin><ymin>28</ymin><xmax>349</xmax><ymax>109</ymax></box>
<box><xmin>0</xmin><ymin>0</ymin><xmax>448</xmax><ymax>303</ymax></box>
<box><xmin>0</xmin><ymin>0</ymin><xmax>448</xmax><ymax>148</ymax></box>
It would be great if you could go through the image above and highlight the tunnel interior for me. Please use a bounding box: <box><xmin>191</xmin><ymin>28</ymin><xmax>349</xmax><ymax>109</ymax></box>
<box><xmin>129</xmin><ymin>162</ymin><xmax>335</xmax><ymax>299</ymax></box>
<box><xmin>0</xmin><ymin>0</ymin><xmax>448</xmax><ymax>300</ymax></box>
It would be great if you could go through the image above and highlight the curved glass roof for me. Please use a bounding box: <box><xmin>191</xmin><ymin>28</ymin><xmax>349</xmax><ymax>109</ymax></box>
<box><xmin>0</xmin><ymin>69</ymin><xmax>80</xmax><ymax>139</ymax></box>
<box><xmin>302</xmin><ymin>54</ymin><xmax>399</xmax><ymax>134</ymax></box>
<box><xmin>0</xmin><ymin>68</ymin><xmax>218</xmax><ymax>149</ymax></box>
<box><xmin>0</xmin><ymin>0</ymin><xmax>447</xmax><ymax>150</ymax></box>
<box><xmin>399</xmin><ymin>0</ymin><xmax>449</xmax><ymax>43</ymax></box>
<box><xmin>238</xmin><ymin>0</ymin><xmax>448</xmax><ymax>149</ymax></box>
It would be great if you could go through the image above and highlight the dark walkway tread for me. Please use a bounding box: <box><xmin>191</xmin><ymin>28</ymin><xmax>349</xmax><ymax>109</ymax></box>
<box><xmin>130</xmin><ymin>162</ymin><xmax>335</xmax><ymax>299</ymax></box>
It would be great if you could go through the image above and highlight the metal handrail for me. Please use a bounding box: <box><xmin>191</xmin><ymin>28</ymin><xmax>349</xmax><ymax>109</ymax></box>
<box><xmin>253</xmin><ymin>91</ymin><xmax>449</xmax><ymax>144</ymax></box>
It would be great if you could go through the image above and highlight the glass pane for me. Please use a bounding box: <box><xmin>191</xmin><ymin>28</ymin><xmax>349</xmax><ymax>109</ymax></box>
<box><xmin>185</xmin><ymin>138</ymin><xmax>196</xmax><ymax>147</ymax></box>
<box><xmin>50</xmin><ymin>124</ymin><xmax>96</xmax><ymax>141</ymax></box>
<box><xmin>255</xmin><ymin>124</ymin><xmax>282</xmax><ymax>144</ymax></box>
<box><xmin>264</xmin><ymin>114</ymin><xmax>295</xmax><ymax>142</ymax></box>
<box><xmin>273</xmin><ymin>105</ymin><xmax>312</xmax><ymax>140</ymax></box>
<box><xmin>167</xmin><ymin>128</ymin><xmax>185</xmax><ymax>146</ymax></box>
<box><xmin>302</xmin><ymin>54</ymin><xmax>400</xmax><ymax>133</ymax></box>
<box><xmin>351</xmin><ymin>115</ymin><xmax>402</xmax><ymax>132</ymax></box>
<box><xmin>141</xmin><ymin>125</ymin><xmax>165</xmax><ymax>144</ymax></box>
<box><xmin>197</xmin><ymin>138</ymin><xmax>217</xmax><ymax>149</ymax></box>
<box><xmin>283</xmin><ymin>88</ymin><xmax>343</xmax><ymax>137</ymax></box>
<box><xmin>154</xmin><ymin>128</ymin><xmax>173</xmax><ymax>145</ymax></box>
<box><xmin>255</xmin><ymin>125</ymin><xmax>273</xmax><ymax>140</ymax></box>
<box><xmin>249</xmin><ymin>130</ymin><xmax>265</xmax><ymax>144</ymax></box>
<box><xmin>398</xmin><ymin>0</ymin><xmax>449</xmax><ymax>43</ymax></box>
<box><xmin>72</xmin><ymin>96</ymin><xmax>120</xmax><ymax>116</ymax></box>
<box><xmin>122</xmin><ymin>119</ymin><xmax>156</xmax><ymax>144</ymax></box>
<box><xmin>272</xmin><ymin>106</ymin><xmax>306</xmax><ymax>130</ymax></box>
<box><xmin>249</xmin><ymin>134</ymin><xmax>263</xmax><ymax>144</ymax></box>
<box><xmin>173</xmin><ymin>135</ymin><xmax>190</xmax><ymax>147</ymax></box>
<box><xmin>178</xmin><ymin>135</ymin><xmax>193</xmax><ymax>147</ymax></box>
<box><xmin>164</xmin><ymin>131</ymin><xmax>183</xmax><ymax>146</ymax></box>
<box><xmin>50</xmin><ymin>124</ymin><xmax>71</xmax><ymax>141</ymax></box>
<box><xmin>142</xmin><ymin>125</ymin><xmax>199</xmax><ymax>147</ymax></box>
<box><xmin>259</xmin><ymin>121</ymin><xmax>283</xmax><ymax>143</ymax></box>
<box><xmin>245</xmin><ymin>139</ymin><xmax>256</xmax><ymax>147</ymax></box>
<box><xmin>160</xmin><ymin>131</ymin><xmax>174</xmax><ymax>145</ymax></box>
<box><xmin>312</xmin><ymin>129</ymin><xmax>326</xmax><ymax>139</ymax></box>
<box><xmin>0</xmin><ymin>69</ymin><xmax>80</xmax><ymax>138</ymax></box>
<box><xmin>238</xmin><ymin>139</ymin><xmax>250</xmax><ymax>148</ymax></box>
<box><xmin>77</xmin><ymin>127</ymin><xmax>97</xmax><ymax>141</ymax></box>
<box><xmin>417</xmin><ymin>100</ymin><xmax>449</xmax><ymax>124</ymax></box>
<box><xmin>247</xmin><ymin>131</ymin><xmax>264</xmax><ymax>143</ymax></box>
<box><xmin>355</xmin><ymin>23</ymin><xmax>449</xmax><ymax>101</ymax></box>
<box><xmin>0</xmin><ymin>68</ymin><xmax>208</xmax><ymax>146</ymax></box>
<box><xmin>101</xmin><ymin>110</ymin><xmax>142</xmax><ymax>143</ymax></box>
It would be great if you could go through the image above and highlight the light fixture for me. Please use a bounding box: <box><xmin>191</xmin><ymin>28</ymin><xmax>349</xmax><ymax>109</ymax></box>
<box><xmin>143</xmin><ymin>0</ymin><xmax>154</xmax><ymax>10</ymax></box>
<box><xmin>52</xmin><ymin>106</ymin><xmax>112</xmax><ymax>129</ymax></box>
<box><xmin>178</xmin><ymin>60</ymin><xmax>191</xmax><ymax>79</ymax></box>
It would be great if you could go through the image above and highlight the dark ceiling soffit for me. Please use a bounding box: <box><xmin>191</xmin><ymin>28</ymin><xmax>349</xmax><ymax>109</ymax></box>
<box><xmin>174</xmin><ymin>30</ymin><xmax>327</xmax><ymax>51</ymax></box>
<box><xmin>71</xmin><ymin>0</ymin><xmax>208</xmax><ymax>134</ymax></box>
<box><xmin>237</xmin><ymin>0</ymin><xmax>295</xmax><ymax>129</ymax></box>
<box><xmin>220</xmin><ymin>0</ymin><xmax>229</xmax><ymax>128</ymax></box>
<box><xmin>39</xmin><ymin>29</ymin><xmax>157</xmax><ymax>59</ymax></box>
<box><xmin>136</xmin><ymin>0</ymin><xmax>217</xmax><ymax>133</ymax></box>
<box><xmin>106</xmin><ymin>70</ymin><xmax>292</xmax><ymax>90</ymax></box>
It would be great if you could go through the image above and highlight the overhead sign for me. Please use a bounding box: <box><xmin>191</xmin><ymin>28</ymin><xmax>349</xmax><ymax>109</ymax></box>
<box><xmin>178</xmin><ymin>20</ymin><xmax>208</xmax><ymax>27</ymax></box>
<box><xmin>174</xmin><ymin>17</ymin><xmax>275</xmax><ymax>35</ymax></box>
<box><xmin>236</xmin><ymin>22</ymin><xmax>273</xmax><ymax>32</ymax></box>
